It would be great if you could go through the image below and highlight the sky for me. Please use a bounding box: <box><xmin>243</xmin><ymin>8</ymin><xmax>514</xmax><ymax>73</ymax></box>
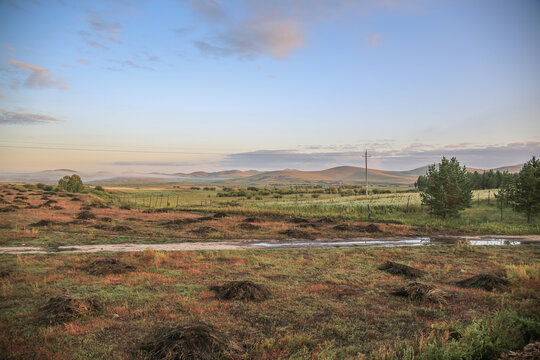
<box><xmin>0</xmin><ymin>0</ymin><xmax>539</xmax><ymax>174</ymax></box>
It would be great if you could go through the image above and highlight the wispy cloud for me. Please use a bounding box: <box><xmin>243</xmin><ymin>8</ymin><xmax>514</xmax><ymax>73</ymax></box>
<box><xmin>112</xmin><ymin>161</ymin><xmax>200</xmax><ymax>167</ymax></box>
<box><xmin>7</xmin><ymin>59</ymin><xmax>67</xmax><ymax>90</ymax></box>
<box><xmin>0</xmin><ymin>110</ymin><xmax>62</xmax><ymax>125</ymax></box>
<box><xmin>365</xmin><ymin>33</ymin><xmax>382</xmax><ymax>47</ymax></box>
<box><xmin>89</xmin><ymin>18</ymin><xmax>122</xmax><ymax>44</ymax></box>
<box><xmin>185</xmin><ymin>0</ymin><xmax>419</xmax><ymax>60</ymax></box>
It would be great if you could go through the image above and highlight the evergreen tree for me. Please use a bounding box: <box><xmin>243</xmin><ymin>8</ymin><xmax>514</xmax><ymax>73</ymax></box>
<box><xmin>494</xmin><ymin>172</ymin><xmax>514</xmax><ymax>221</ymax></box>
<box><xmin>418</xmin><ymin>157</ymin><xmax>473</xmax><ymax>218</ymax></box>
<box><xmin>57</xmin><ymin>174</ymin><xmax>85</xmax><ymax>193</ymax></box>
<box><xmin>513</xmin><ymin>157</ymin><xmax>540</xmax><ymax>223</ymax></box>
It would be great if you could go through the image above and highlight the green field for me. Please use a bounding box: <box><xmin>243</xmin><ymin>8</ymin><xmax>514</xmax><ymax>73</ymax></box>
<box><xmin>111</xmin><ymin>187</ymin><xmax>539</xmax><ymax>235</ymax></box>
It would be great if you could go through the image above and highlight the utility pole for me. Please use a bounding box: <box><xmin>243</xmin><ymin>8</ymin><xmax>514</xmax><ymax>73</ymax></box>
<box><xmin>363</xmin><ymin>150</ymin><xmax>370</xmax><ymax>198</ymax></box>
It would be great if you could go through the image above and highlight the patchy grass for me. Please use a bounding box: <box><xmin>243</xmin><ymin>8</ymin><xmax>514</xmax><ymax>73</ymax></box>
<box><xmin>0</xmin><ymin>245</ymin><xmax>538</xmax><ymax>359</ymax></box>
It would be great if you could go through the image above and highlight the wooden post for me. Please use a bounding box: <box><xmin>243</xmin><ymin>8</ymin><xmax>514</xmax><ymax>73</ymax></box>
<box><xmin>406</xmin><ymin>196</ymin><xmax>410</xmax><ymax>213</ymax></box>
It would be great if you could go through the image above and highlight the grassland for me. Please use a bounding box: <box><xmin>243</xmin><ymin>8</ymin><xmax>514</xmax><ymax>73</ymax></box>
<box><xmin>0</xmin><ymin>183</ymin><xmax>539</xmax><ymax>359</ymax></box>
<box><xmin>1</xmin><ymin>245</ymin><xmax>539</xmax><ymax>359</ymax></box>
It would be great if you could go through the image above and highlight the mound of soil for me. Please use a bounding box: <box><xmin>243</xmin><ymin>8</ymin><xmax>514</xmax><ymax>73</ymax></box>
<box><xmin>359</xmin><ymin>224</ymin><xmax>382</xmax><ymax>233</ymax></box>
<box><xmin>14</xmin><ymin>195</ymin><xmax>28</xmax><ymax>200</ymax></box>
<box><xmin>197</xmin><ymin>216</ymin><xmax>215</xmax><ymax>221</ymax></box>
<box><xmin>0</xmin><ymin>269</ymin><xmax>12</xmax><ymax>278</ymax></box>
<box><xmin>26</xmin><ymin>205</ymin><xmax>40</xmax><ymax>209</ymax></box>
<box><xmin>499</xmin><ymin>342</ymin><xmax>540</xmax><ymax>360</ymax></box>
<box><xmin>213</xmin><ymin>212</ymin><xmax>228</xmax><ymax>218</ymax></box>
<box><xmin>80</xmin><ymin>205</ymin><xmax>92</xmax><ymax>210</ymax></box>
<box><xmin>378</xmin><ymin>261</ymin><xmax>425</xmax><ymax>278</ymax></box>
<box><xmin>237</xmin><ymin>223</ymin><xmax>261</xmax><ymax>231</ymax></box>
<box><xmin>141</xmin><ymin>321</ymin><xmax>241</xmax><ymax>360</ymax></box>
<box><xmin>279</xmin><ymin>228</ymin><xmax>314</xmax><ymax>239</ymax></box>
<box><xmin>316</xmin><ymin>216</ymin><xmax>335</xmax><ymax>224</ymax></box>
<box><xmin>70</xmin><ymin>197</ymin><xmax>82</xmax><ymax>202</ymax></box>
<box><xmin>243</xmin><ymin>216</ymin><xmax>261</xmax><ymax>223</ymax></box>
<box><xmin>332</xmin><ymin>224</ymin><xmax>353</xmax><ymax>231</ymax></box>
<box><xmin>391</xmin><ymin>281</ymin><xmax>449</xmax><ymax>304</ymax></box>
<box><xmin>93</xmin><ymin>224</ymin><xmax>111</xmax><ymax>230</ymax></box>
<box><xmin>111</xmin><ymin>225</ymin><xmax>132</xmax><ymax>232</ymax></box>
<box><xmin>289</xmin><ymin>217</ymin><xmax>309</xmax><ymax>224</ymax></box>
<box><xmin>456</xmin><ymin>272</ymin><xmax>510</xmax><ymax>291</ymax></box>
<box><xmin>30</xmin><ymin>219</ymin><xmax>58</xmax><ymax>227</ymax></box>
<box><xmin>143</xmin><ymin>208</ymin><xmax>172</xmax><ymax>214</ymax></box>
<box><xmin>51</xmin><ymin>205</ymin><xmax>64</xmax><ymax>210</ymax></box>
<box><xmin>38</xmin><ymin>295</ymin><xmax>101</xmax><ymax>326</ymax></box>
<box><xmin>0</xmin><ymin>205</ymin><xmax>19</xmax><ymax>212</ymax></box>
<box><xmin>190</xmin><ymin>226</ymin><xmax>219</xmax><ymax>235</ymax></box>
<box><xmin>77</xmin><ymin>210</ymin><xmax>96</xmax><ymax>220</ymax></box>
<box><xmin>210</xmin><ymin>280</ymin><xmax>270</xmax><ymax>301</ymax></box>
<box><xmin>99</xmin><ymin>217</ymin><xmax>113</xmax><ymax>222</ymax></box>
<box><xmin>83</xmin><ymin>258</ymin><xmax>136</xmax><ymax>275</ymax></box>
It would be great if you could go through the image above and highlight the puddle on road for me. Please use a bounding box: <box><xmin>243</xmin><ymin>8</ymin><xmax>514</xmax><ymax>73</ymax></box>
<box><xmin>247</xmin><ymin>237</ymin><xmax>522</xmax><ymax>249</ymax></box>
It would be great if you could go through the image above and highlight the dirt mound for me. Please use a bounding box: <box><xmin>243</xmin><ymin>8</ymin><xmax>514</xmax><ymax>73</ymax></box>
<box><xmin>237</xmin><ymin>223</ymin><xmax>261</xmax><ymax>231</ymax></box>
<box><xmin>359</xmin><ymin>224</ymin><xmax>382</xmax><ymax>233</ymax></box>
<box><xmin>333</xmin><ymin>224</ymin><xmax>353</xmax><ymax>231</ymax></box>
<box><xmin>70</xmin><ymin>197</ymin><xmax>82</xmax><ymax>201</ymax></box>
<box><xmin>14</xmin><ymin>195</ymin><xmax>28</xmax><ymax>200</ymax></box>
<box><xmin>317</xmin><ymin>216</ymin><xmax>335</xmax><ymax>224</ymax></box>
<box><xmin>0</xmin><ymin>205</ymin><xmax>19</xmax><ymax>212</ymax></box>
<box><xmin>213</xmin><ymin>212</ymin><xmax>228</xmax><ymax>218</ymax></box>
<box><xmin>30</xmin><ymin>219</ymin><xmax>58</xmax><ymax>227</ymax></box>
<box><xmin>143</xmin><ymin>208</ymin><xmax>170</xmax><ymax>214</ymax></box>
<box><xmin>210</xmin><ymin>280</ymin><xmax>270</xmax><ymax>301</ymax></box>
<box><xmin>0</xmin><ymin>268</ymin><xmax>12</xmax><ymax>277</ymax></box>
<box><xmin>391</xmin><ymin>281</ymin><xmax>449</xmax><ymax>304</ymax></box>
<box><xmin>499</xmin><ymin>342</ymin><xmax>540</xmax><ymax>360</ymax></box>
<box><xmin>289</xmin><ymin>217</ymin><xmax>309</xmax><ymax>224</ymax></box>
<box><xmin>190</xmin><ymin>226</ymin><xmax>219</xmax><ymax>235</ymax></box>
<box><xmin>141</xmin><ymin>321</ymin><xmax>241</xmax><ymax>360</ymax></box>
<box><xmin>83</xmin><ymin>258</ymin><xmax>136</xmax><ymax>275</ymax></box>
<box><xmin>111</xmin><ymin>225</ymin><xmax>132</xmax><ymax>232</ymax></box>
<box><xmin>93</xmin><ymin>224</ymin><xmax>111</xmax><ymax>230</ymax></box>
<box><xmin>38</xmin><ymin>295</ymin><xmax>101</xmax><ymax>325</ymax></box>
<box><xmin>51</xmin><ymin>205</ymin><xmax>64</xmax><ymax>210</ymax></box>
<box><xmin>80</xmin><ymin>205</ymin><xmax>92</xmax><ymax>210</ymax></box>
<box><xmin>99</xmin><ymin>217</ymin><xmax>113</xmax><ymax>222</ymax></box>
<box><xmin>279</xmin><ymin>228</ymin><xmax>314</xmax><ymax>239</ymax></box>
<box><xmin>456</xmin><ymin>272</ymin><xmax>510</xmax><ymax>291</ymax></box>
<box><xmin>243</xmin><ymin>216</ymin><xmax>261</xmax><ymax>223</ymax></box>
<box><xmin>77</xmin><ymin>210</ymin><xmax>96</xmax><ymax>220</ymax></box>
<box><xmin>378</xmin><ymin>261</ymin><xmax>425</xmax><ymax>278</ymax></box>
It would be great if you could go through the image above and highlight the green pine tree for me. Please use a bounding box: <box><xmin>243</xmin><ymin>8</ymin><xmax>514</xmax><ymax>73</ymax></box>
<box><xmin>513</xmin><ymin>157</ymin><xmax>540</xmax><ymax>223</ymax></box>
<box><xmin>418</xmin><ymin>157</ymin><xmax>473</xmax><ymax>218</ymax></box>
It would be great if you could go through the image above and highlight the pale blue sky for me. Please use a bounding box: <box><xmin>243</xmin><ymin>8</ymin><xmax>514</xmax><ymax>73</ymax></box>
<box><xmin>0</xmin><ymin>0</ymin><xmax>539</xmax><ymax>172</ymax></box>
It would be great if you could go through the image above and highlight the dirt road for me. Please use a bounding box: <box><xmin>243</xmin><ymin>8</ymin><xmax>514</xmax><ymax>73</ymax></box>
<box><xmin>0</xmin><ymin>235</ymin><xmax>538</xmax><ymax>254</ymax></box>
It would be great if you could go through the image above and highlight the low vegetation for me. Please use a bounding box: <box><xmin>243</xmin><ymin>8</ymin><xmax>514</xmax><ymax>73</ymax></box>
<box><xmin>0</xmin><ymin>245</ymin><xmax>538</xmax><ymax>359</ymax></box>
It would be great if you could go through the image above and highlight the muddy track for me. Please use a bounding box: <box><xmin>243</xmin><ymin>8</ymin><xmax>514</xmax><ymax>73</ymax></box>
<box><xmin>0</xmin><ymin>235</ymin><xmax>538</xmax><ymax>254</ymax></box>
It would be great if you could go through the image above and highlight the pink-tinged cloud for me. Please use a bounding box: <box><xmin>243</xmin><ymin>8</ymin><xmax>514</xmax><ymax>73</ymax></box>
<box><xmin>7</xmin><ymin>59</ymin><xmax>67</xmax><ymax>90</ymax></box>
<box><xmin>0</xmin><ymin>110</ymin><xmax>62</xmax><ymax>125</ymax></box>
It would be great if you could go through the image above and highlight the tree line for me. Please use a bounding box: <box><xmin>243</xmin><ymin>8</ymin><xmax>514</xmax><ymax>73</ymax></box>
<box><xmin>416</xmin><ymin>169</ymin><xmax>517</xmax><ymax>190</ymax></box>
<box><xmin>417</xmin><ymin>156</ymin><xmax>539</xmax><ymax>222</ymax></box>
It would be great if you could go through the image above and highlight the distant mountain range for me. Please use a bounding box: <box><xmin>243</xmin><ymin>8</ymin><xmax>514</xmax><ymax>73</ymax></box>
<box><xmin>0</xmin><ymin>164</ymin><xmax>524</xmax><ymax>186</ymax></box>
